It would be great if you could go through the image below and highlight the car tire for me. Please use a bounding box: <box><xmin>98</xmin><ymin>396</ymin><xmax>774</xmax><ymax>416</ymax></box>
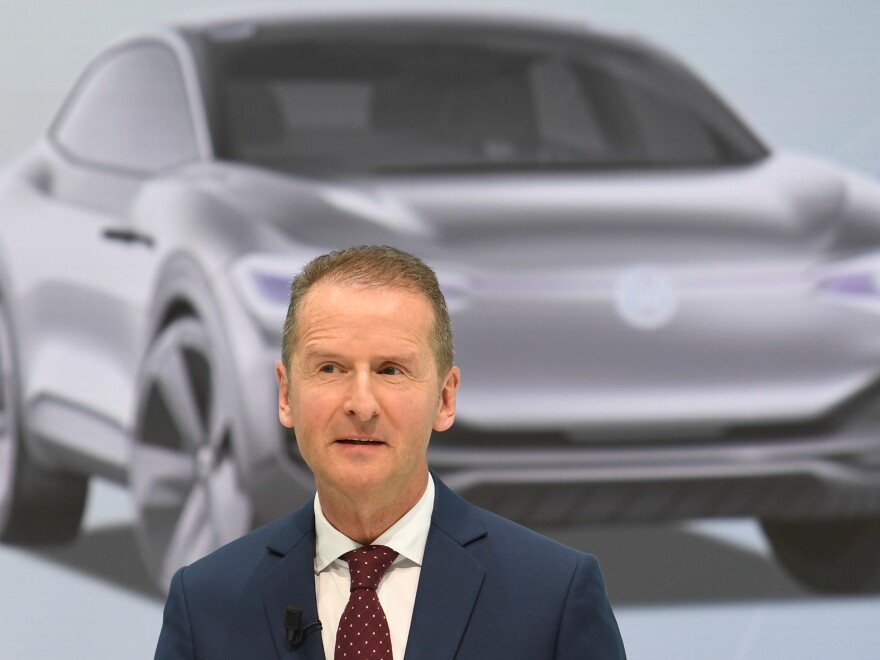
<box><xmin>0</xmin><ymin>301</ymin><xmax>87</xmax><ymax>544</ymax></box>
<box><xmin>131</xmin><ymin>315</ymin><xmax>253</xmax><ymax>592</ymax></box>
<box><xmin>761</xmin><ymin>517</ymin><xmax>880</xmax><ymax>593</ymax></box>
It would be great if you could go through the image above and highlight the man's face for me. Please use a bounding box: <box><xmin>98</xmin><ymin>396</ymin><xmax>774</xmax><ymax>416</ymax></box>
<box><xmin>275</xmin><ymin>282</ymin><xmax>459</xmax><ymax>504</ymax></box>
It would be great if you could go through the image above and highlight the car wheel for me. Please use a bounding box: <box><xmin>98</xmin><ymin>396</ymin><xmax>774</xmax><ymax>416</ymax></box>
<box><xmin>0</xmin><ymin>302</ymin><xmax>87</xmax><ymax>544</ymax></box>
<box><xmin>131</xmin><ymin>316</ymin><xmax>253</xmax><ymax>591</ymax></box>
<box><xmin>761</xmin><ymin>517</ymin><xmax>880</xmax><ymax>593</ymax></box>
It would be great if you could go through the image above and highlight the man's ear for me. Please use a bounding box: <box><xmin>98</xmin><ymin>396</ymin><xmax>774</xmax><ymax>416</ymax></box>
<box><xmin>433</xmin><ymin>366</ymin><xmax>460</xmax><ymax>432</ymax></box>
<box><xmin>275</xmin><ymin>360</ymin><xmax>294</xmax><ymax>429</ymax></box>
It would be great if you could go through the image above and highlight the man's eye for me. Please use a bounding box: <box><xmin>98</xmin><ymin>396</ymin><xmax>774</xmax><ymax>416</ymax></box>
<box><xmin>319</xmin><ymin>364</ymin><xmax>337</xmax><ymax>374</ymax></box>
<box><xmin>380</xmin><ymin>365</ymin><xmax>401</xmax><ymax>376</ymax></box>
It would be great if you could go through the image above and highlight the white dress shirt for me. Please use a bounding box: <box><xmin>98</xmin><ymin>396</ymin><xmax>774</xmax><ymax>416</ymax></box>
<box><xmin>314</xmin><ymin>475</ymin><xmax>435</xmax><ymax>660</ymax></box>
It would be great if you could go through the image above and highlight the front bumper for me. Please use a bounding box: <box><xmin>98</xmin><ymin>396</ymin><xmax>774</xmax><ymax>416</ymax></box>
<box><xmin>426</xmin><ymin>388</ymin><xmax>880</xmax><ymax>525</ymax></box>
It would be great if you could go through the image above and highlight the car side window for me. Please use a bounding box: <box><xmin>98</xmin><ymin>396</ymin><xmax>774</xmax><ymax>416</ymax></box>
<box><xmin>52</xmin><ymin>42</ymin><xmax>199</xmax><ymax>173</ymax></box>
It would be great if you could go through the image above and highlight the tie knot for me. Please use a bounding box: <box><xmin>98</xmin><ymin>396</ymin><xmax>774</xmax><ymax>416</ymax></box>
<box><xmin>342</xmin><ymin>545</ymin><xmax>398</xmax><ymax>591</ymax></box>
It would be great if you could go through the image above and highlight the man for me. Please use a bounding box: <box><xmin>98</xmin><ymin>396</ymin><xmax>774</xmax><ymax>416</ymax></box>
<box><xmin>155</xmin><ymin>245</ymin><xmax>625</xmax><ymax>659</ymax></box>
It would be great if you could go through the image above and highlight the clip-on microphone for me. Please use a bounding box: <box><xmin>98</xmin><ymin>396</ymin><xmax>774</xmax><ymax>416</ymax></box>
<box><xmin>284</xmin><ymin>606</ymin><xmax>323</xmax><ymax>649</ymax></box>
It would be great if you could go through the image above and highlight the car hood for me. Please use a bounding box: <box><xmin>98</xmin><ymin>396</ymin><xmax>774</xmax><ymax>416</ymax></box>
<box><xmin>201</xmin><ymin>153</ymin><xmax>879</xmax><ymax>430</ymax></box>
<box><xmin>212</xmin><ymin>152</ymin><xmax>846</xmax><ymax>270</ymax></box>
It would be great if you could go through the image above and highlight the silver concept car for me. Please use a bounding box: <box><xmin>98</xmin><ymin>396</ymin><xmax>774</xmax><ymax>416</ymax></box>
<box><xmin>2</xmin><ymin>9</ymin><xmax>880</xmax><ymax>594</ymax></box>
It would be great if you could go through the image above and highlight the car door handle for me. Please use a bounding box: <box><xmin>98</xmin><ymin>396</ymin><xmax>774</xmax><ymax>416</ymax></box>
<box><xmin>102</xmin><ymin>228</ymin><xmax>154</xmax><ymax>248</ymax></box>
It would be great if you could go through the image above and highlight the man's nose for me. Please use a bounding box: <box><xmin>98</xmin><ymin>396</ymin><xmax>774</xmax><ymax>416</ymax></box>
<box><xmin>344</xmin><ymin>372</ymin><xmax>380</xmax><ymax>421</ymax></box>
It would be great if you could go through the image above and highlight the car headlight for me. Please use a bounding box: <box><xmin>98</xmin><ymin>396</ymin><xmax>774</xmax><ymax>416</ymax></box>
<box><xmin>230</xmin><ymin>252</ymin><xmax>315</xmax><ymax>330</ymax></box>
<box><xmin>231</xmin><ymin>251</ymin><xmax>475</xmax><ymax>329</ymax></box>
<box><xmin>814</xmin><ymin>251</ymin><xmax>880</xmax><ymax>309</ymax></box>
<box><xmin>816</xmin><ymin>270</ymin><xmax>880</xmax><ymax>297</ymax></box>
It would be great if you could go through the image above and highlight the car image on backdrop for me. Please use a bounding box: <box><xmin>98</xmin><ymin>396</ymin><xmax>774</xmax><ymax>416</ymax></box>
<box><xmin>2</xmin><ymin>8</ymin><xmax>880</xmax><ymax>595</ymax></box>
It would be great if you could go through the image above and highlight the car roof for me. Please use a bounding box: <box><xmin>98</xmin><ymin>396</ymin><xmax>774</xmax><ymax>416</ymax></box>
<box><xmin>166</xmin><ymin>5</ymin><xmax>597</xmax><ymax>34</ymax></box>
<box><xmin>111</xmin><ymin>5</ymin><xmax>651</xmax><ymax>55</ymax></box>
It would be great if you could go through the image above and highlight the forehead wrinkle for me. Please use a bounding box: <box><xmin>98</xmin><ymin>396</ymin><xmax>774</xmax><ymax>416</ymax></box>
<box><xmin>301</xmin><ymin>337</ymin><xmax>425</xmax><ymax>365</ymax></box>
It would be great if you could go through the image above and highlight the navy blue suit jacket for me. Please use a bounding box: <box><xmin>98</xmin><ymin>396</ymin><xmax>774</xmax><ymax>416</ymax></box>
<box><xmin>155</xmin><ymin>478</ymin><xmax>625</xmax><ymax>659</ymax></box>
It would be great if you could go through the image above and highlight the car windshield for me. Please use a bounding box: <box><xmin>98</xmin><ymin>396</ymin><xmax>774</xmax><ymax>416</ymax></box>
<box><xmin>197</xmin><ymin>21</ymin><xmax>767</xmax><ymax>176</ymax></box>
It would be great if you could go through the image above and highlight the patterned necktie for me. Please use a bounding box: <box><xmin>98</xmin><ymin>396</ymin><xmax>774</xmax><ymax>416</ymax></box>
<box><xmin>335</xmin><ymin>545</ymin><xmax>399</xmax><ymax>660</ymax></box>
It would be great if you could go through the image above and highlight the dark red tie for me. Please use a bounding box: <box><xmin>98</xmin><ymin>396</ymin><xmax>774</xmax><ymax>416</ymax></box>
<box><xmin>335</xmin><ymin>545</ymin><xmax>399</xmax><ymax>660</ymax></box>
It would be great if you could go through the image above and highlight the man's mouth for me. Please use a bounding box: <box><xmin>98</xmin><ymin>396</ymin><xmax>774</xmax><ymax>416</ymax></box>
<box><xmin>337</xmin><ymin>438</ymin><xmax>384</xmax><ymax>445</ymax></box>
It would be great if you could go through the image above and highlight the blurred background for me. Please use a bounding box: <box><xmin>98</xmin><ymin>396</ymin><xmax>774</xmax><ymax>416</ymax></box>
<box><xmin>1</xmin><ymin>0</ymin><xmax>880</xmax><ymax>658</ymax></box>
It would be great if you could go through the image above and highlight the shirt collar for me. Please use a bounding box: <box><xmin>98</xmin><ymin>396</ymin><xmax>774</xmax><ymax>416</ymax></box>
<box><xmin>313</xmin><ymin>474</ymin><xmax>435</xmax><ymax>573</ymax></box>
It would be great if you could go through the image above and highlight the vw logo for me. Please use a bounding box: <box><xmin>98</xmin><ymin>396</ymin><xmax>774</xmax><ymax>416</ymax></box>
<box><xmin>614</xmin><ymin>266</ymin><xmax>679</xmax><ymax>330</ymax></box>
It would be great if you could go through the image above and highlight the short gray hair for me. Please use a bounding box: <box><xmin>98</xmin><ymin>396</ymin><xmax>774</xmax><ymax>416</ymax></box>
<box><xmin>281</xmin><ymin>245</ymin><xmax>454</xmax><ymax>375</ymax></box>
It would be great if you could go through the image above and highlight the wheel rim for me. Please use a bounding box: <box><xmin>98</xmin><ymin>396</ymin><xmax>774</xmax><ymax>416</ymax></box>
<box><xmin>131</xmin><ymin>319</ymin><xmax>251</xmax><ymax>590</ymax></box>
<box><xmin>0</xmin><ymin>306</ymin><xmax>17</xmax><ymax>524</ymax></box>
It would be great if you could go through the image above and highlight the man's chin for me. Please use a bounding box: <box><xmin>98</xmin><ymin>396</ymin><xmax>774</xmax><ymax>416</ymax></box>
<box><xmin>320</xmin><ymin>465</ymin><xmax>425</xmax><ymax>502</ymax></box>
<box><xmin>322</xmin><ymin>466</ymin><xmax>393</xmax><ymax>497</ymax></box>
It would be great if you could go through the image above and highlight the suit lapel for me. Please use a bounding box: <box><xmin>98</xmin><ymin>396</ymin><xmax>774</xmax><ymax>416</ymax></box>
<box><xmin>255</xmin><ymin>479</ymin><xmax>486</xmax><ymax>660</ymax></box>
<box><xmin>404</xmin><ymin>479</ymin><xmax>487</xmax><ymax>660</ymax></box>
<box><xmin>260</xmin><ymin>502</ymin><xmax>326</xmax><ymax>660</ymax></box>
